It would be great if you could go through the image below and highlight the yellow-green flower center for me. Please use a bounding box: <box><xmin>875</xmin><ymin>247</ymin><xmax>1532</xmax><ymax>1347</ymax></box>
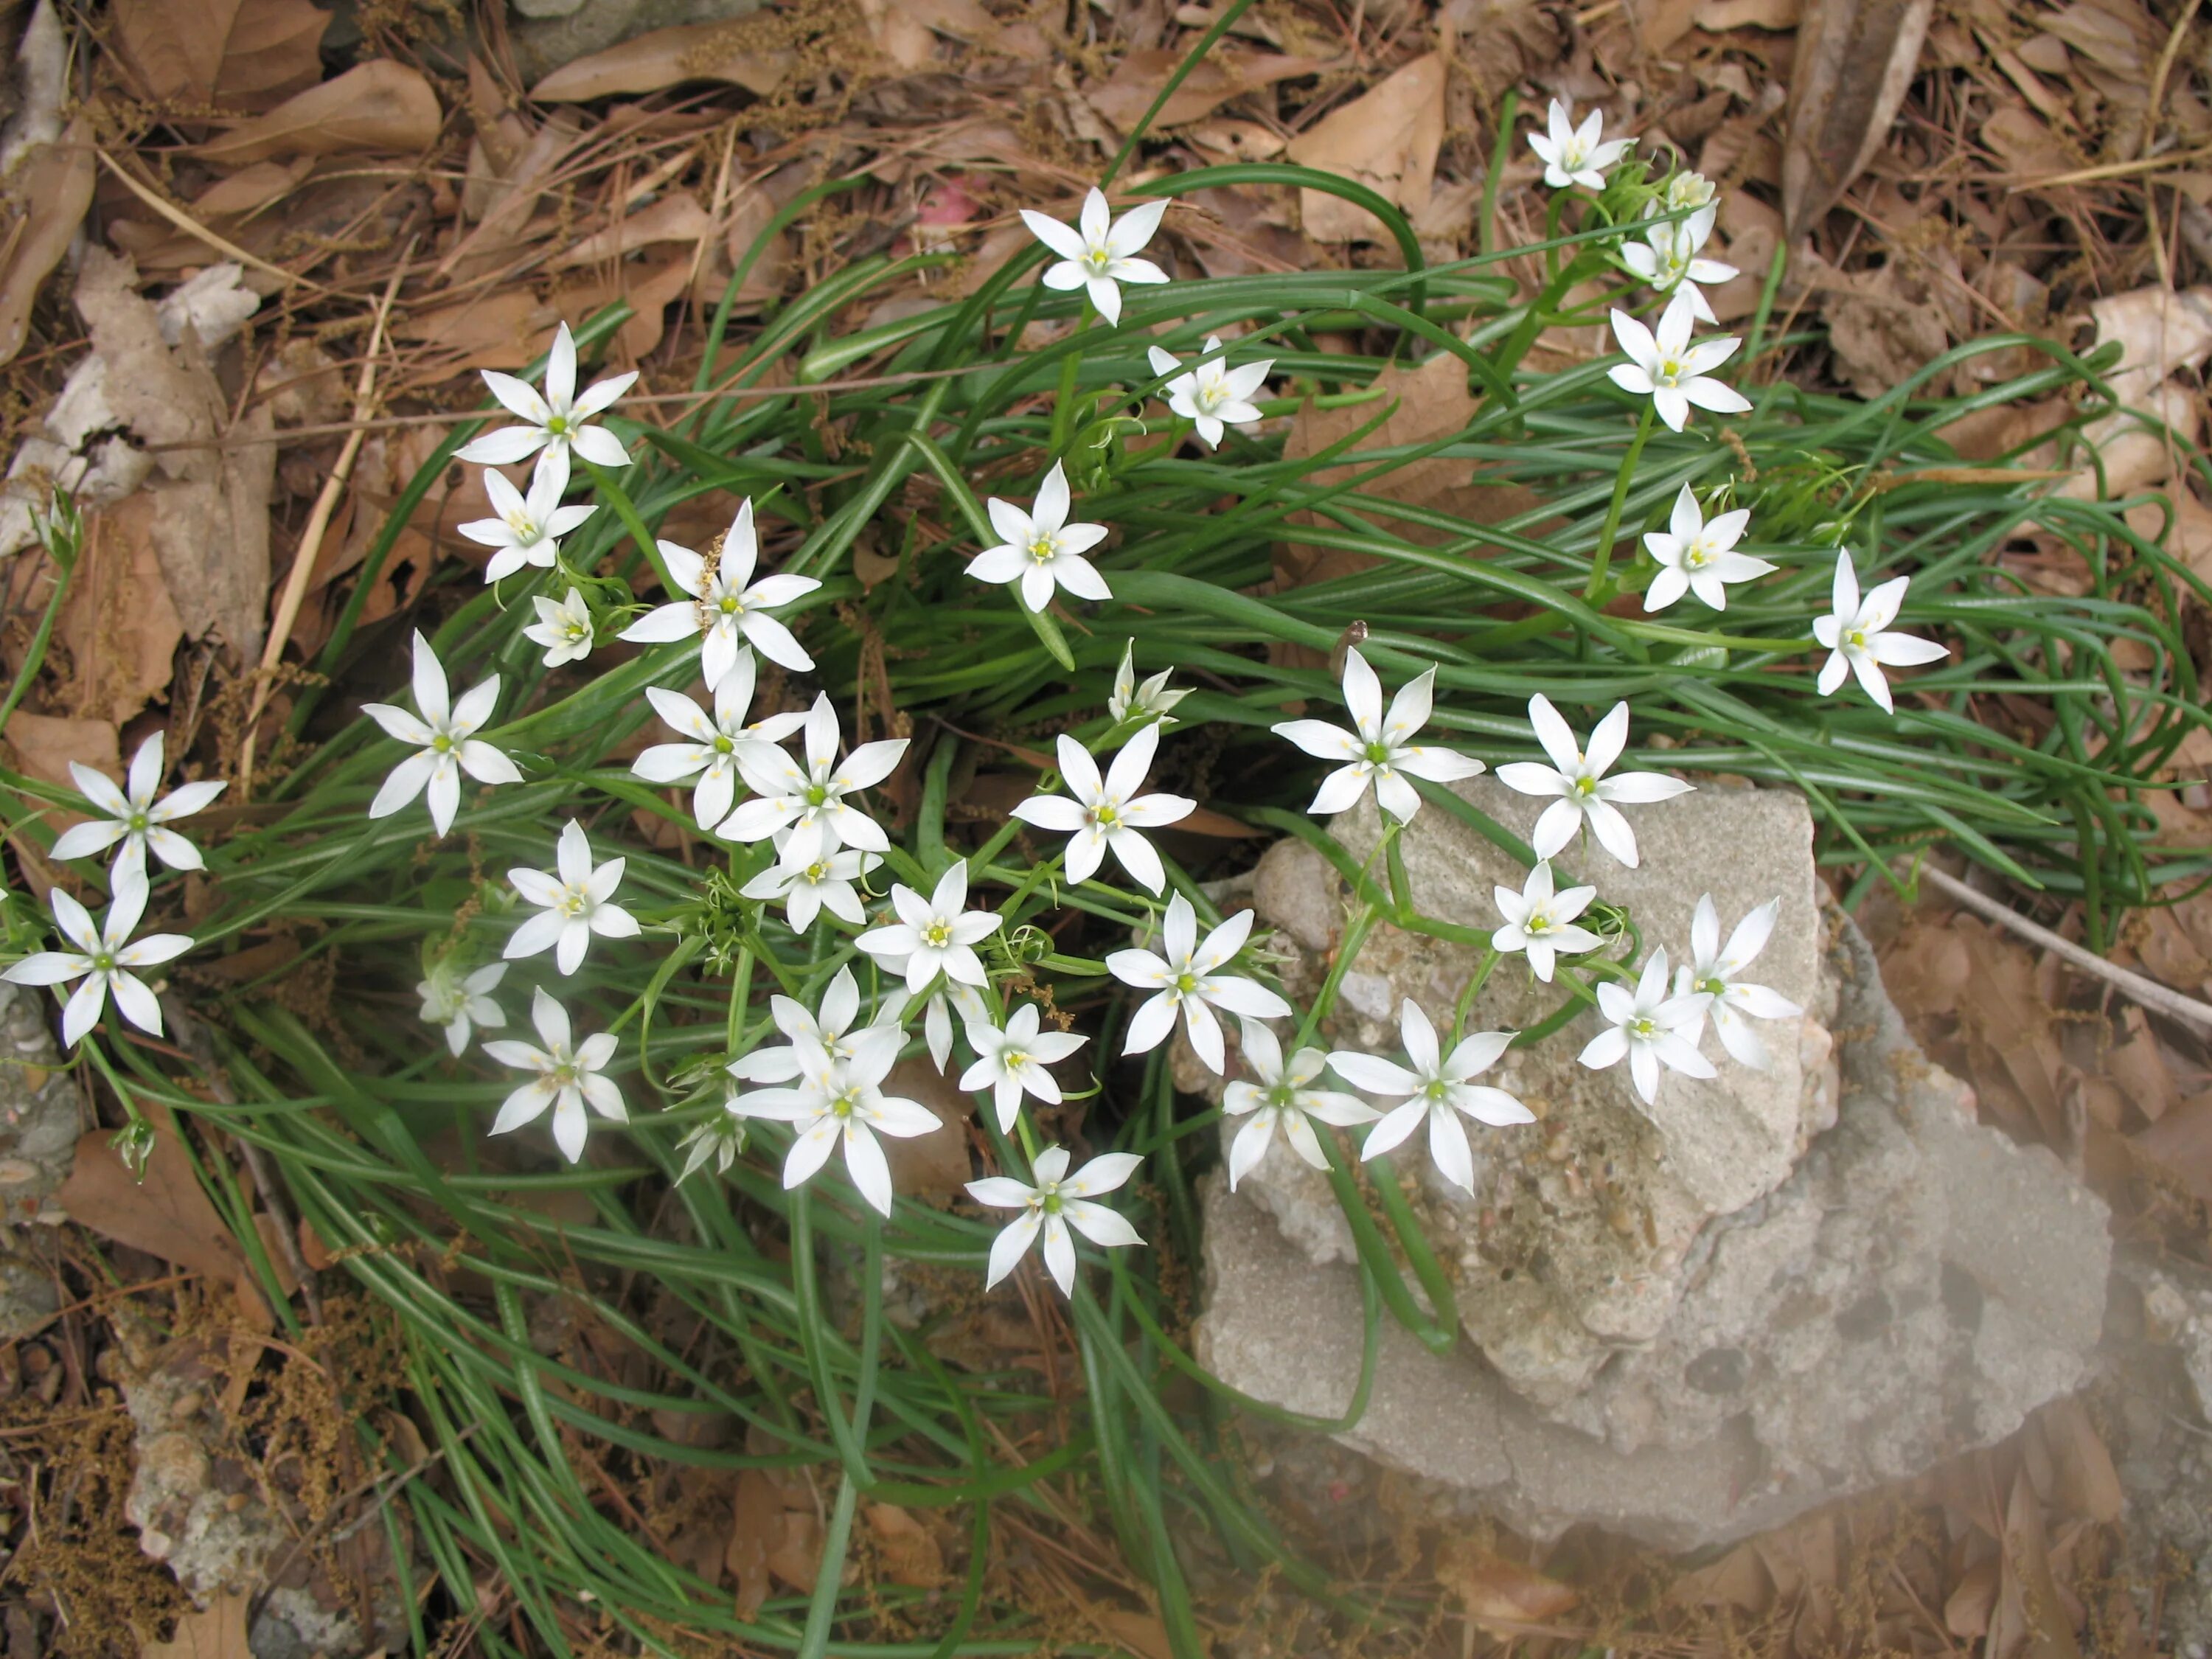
<box><xmin>1028</xmin><ymin>535</ymin><xmax>1057</xmax><ymax>564</ymax></box>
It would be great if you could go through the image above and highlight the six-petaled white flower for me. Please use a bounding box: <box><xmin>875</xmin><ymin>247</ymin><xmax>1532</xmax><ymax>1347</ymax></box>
<box><xmin>619</xmin><ymin>501</ymin><xmax>822</xmax><ymax>688</ymax></box>
<box><xmin>1492</xmin><ymin>861</ymin><xmax>1604</xmax><ymax>984</ymax></box>
<box><xmin>1579</xmin><ymin>947</ymin><xmax>1714</xmax><ymax>1107</ymax></box>
<box><xmin>966</xmin><ymin>1145</ymin><xmax>1144</xmax><ymax>1295</ymax></box>
<box><xmin>1106</xmin><ymin>893</ymin><xmax>1290</xmax><ymax>1075</ymax></box>
<box><xmin>1020</xmin><ymin>188</ymin><xmax>1169</xmax><ymax>327</ymax></box>
<box><xmin>730</xmin><ymin>1025</ymin><xmax>940</xmax><ymax>1217</ymax></box>
<box><xmin>361</xmin><ymin>631</ymin><xmax>522</xmax><ymax>837</ymax></box>
<box><xmin>1147</xmin><ymin>335</ymin><xmax>1271</xmax><ymax>449</ymax></box>
<box><xmin>723</xmin><ymin>693</ymin><xmax>908</xmax><ymax>867</ymax></box>
<box><xmin>857</xmin><ymin>863</ymin><xmax>1002</xmax><ymax>995</ymax></box>
<box><xmin>966</xmin><ymin>462</ymin><xmax>1112</xmax><ymax>614</ymax></box>
<box><xmin>2</xmin><ymin>875</ymin><xmax>191</xmax><ymax>1047</ymax></box>
<box><xmin>483</xmin><ymin>987</ymin><xmax>627</xmax><ymax>1164</ymax></box>
<box><xmin>1812</xmin><ymin>552</ymin><xmax>1947</xmax><ymax>714</ymax></box>
<box><xmin>1110</xmin><ymin>641</ymin><xmax>1188</xmax><ymax>727</ymax></box>
<box><xmin>1641</xmin><ymin>484</ymin><xmax>1773</xmax><ymax>613</ymax></box>
<box><xmin>728</xmin><ymin>966</ymin><xmax>900</xmax><ymax>1088</ymax></box>
<box><xmin>1621</xmin><ymin>206</ymin><xmax>1738</xmax><ymax>325</ymax></box>
<box><xmin>633</xmin><ymin>659</ymin><xmax>807</xmax><ymax>831</ymax></box>
<box><xmin>1010</xmin><ymin>724</ymin><xmax>1194</xmax><ymax>895</ymax></box>
<box><xmin>1674</xmin><ymin>894</ymin><xmax>1802</xmax><ymax>1068</ymax></box>
<box><xmin>740</xmin><ymin>849</ymin><xmax>880</xmax><ymax>933</ymax></box>
<box><xmin>456</xmin><ymin>322</ymin><xmax>636</xmax><ymax>470</ymax></box>
<box><xmin>1272</xmin><ymin>647</ymin><xmax>1485</xmax><ymax>823</ymax></box>
<box><xmin>1495</xmin><ymin>695</ymin><xmax>1692</xmax><ymax>869</ymax></box>
<box><xmin>1222</xmin><ymin>1020</ymin><xmax>1377</xmax><ymax>1191</ymax></box>
<box><xmin>1607</xmin><ymin>293</ymin><xmax>1753</xmax><ymax>434</ymax></box>
<box><xmin>523</xmin><ymin>587</ymin><xmax>596</xmax><ymax>667</ymax></box>
<box><xmin>1660</xmin><ymin>170</ymin><xmax>1717</xmax><ymax>212</ymax></box>
<box><xmin>52</xmin><ymin>731</ymin><xmax>226</xmax><ymax>884</ymax></box>
<box><xmin>505</xmin><ymin>820</ymin><xmax>641</xmax><ymax>975</ymax></box>
<box><xmin>417</xmin><ymin>959</ymin><xmax>507</xmax><ymax>1057</ymax></box>
<box><xmin>961</xmin><ymin>1001</ymin><xmax>1089</xmax><ymax>1133</ymax></box>
<box><xmin>1332</xmin><ymin>1001</ymin><xmax>1531</xmax><ymax>1196</ymax></box>
<box><xmin>460</xmin><ymin>452</ymin><xmax>595</xmax><ymax>582</ymax></box>
<box><xmin>1528</xmin><ymin>99</ymin><xmax>1633</xmax><ymax>190</ymax></box>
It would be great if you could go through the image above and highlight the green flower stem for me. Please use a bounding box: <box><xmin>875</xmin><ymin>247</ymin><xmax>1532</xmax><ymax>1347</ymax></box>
<box><xmin>1585</xmin><ymin>400</ymin><xmax>1658</xmax><ymax>603</ymax></box>
<box><xmin>1366</xmin><ymin>1153</ymin><xmax>1461</xmax><ymax>1344</ymax></box>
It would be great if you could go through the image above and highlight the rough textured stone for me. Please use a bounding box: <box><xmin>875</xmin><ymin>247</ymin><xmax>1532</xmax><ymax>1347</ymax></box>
<box><xmin>0</xmin><ymin>980</ymin><xmax>83</xmax><ymax>1217</ymax></box>
<box><xmin>1194</xmin><ymin>781</ymin><xmax>2112</xmax><ymax>1548</ymax></box>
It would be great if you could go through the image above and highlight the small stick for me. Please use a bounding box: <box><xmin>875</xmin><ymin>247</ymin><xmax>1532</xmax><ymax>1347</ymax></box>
<box><xmin>1909</xmin><ymin>861</ymin><xmax>2212</xmax><ymax>1034</ymax></box>
<box><xmin>94</xmin><ymin>149</ymin><xmax>335</xmax><ymax>297</ymax></box>
<box><xmin>237</xmin><ymin>246</ymin><xmax>412</xmax><ymax>795</ymax></box>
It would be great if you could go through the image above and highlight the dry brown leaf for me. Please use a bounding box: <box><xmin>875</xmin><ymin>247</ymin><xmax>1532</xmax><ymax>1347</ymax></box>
<box><xmin>1435</xmin><ymin>1539</ymin><xmax>1579</xmax><ymax>1627</ymax></box>
<box><xmin>196</xmin><ymin>59</ymin><xmax>442</xmax><ymax>165</ymax></box>
<box><xmin>2034</xmin><ymin>1397</ymin><xmax>2124</xmax><ymax>1523</ymax></box>
<box><xmin>530</xmin><ymin>21</ymin><xmax>792</xmax><ymax>101</ymax></box>
<box><xmin>1696</xmin><ymin>0</ymin><xmax>1800</xmax><ymax>27</ymax></box>
<box><xmin>111</xmin><ymin>0</ymin><xmax>330</xmax><ymax>112</ymax></box>
<box><xmin>864</xmin><ymin>1503</ymin><xmax>947</xmax><ymax>1587</ymax></box>
<box><xmin>1276</xmin><ymin>354</ymin><xmax>1545</xmax><ymax>618</ymax></box>
<box><xmin>6</xmin><ymin>711</ymin><xmax>119</xmax><ymax>832</ymax></box>
<box><xmin>858</xmin><ymin>0</ymin><xmax>1003</xmax><ymax>71</ymax></box>
<box><xmin>2131</xmin><ymin>1091</ymin><xmax>2212</xmax><ymax>1203</ymax></box>
<box><xmin>0</xmin><ymin>112</ymin><xmax>95</xmax><ymax>367</ymax></box>
<box><xmin>1996</xmin><ymin>1466</ymin><xmax>2086</xmax><ymax>1659</ymax></box>
<box><xmin>551</xmin><ymin>192</ymin><xmax>715</xmax><ymax>270</ymax></box>
<box><xmin>56</xmin><ymin>492</ymin><xmax>186</xmax><ymax>725</ymax></box>
<box><xmin>1086</xmin><ymin>48</ymin><xmax>1327</xmax><ymax>132</ymax></box>
<box><xmin>1783</xmin><ymin>0</ymin><xmax>1935</xmax><ymax>235</ymax></box>
<box><xmin>1086</xmin><ymin>1607</ymin><xmax>1175</xmax><ymax>1659</ymax></box>
<box><xmin>880</xmin><ymin>1059</ymin><xmax>973</xmax><ymax>1203</ymax></box>
<box><xmin>58</xmin><ymin>1108</ymin><xmax>246</xmax><ymax>1291</ymax></box>
<box><xmin>1284</xmin><ymin>52</ymin><xmax>1444</xmax><ymax>243</ymax></box>
<box><xmin>727</xmin><ymin>1468</ymin><xmax>782</xmax><ymax>1619</ymax></box>
<box><xmin>74</xmin><ymin>249</ymin><xmax>274</xmax><ymax>659</ymax></box>
<box><xmin>139</xmin><ymin>1590</ymin><xmax>252</xmax><ymax>1659</ymax></box>
<box><xmin>1945</xmin><ymin>1558</ymin><xmax>2000</xmax><ymax>1638</ymax></box>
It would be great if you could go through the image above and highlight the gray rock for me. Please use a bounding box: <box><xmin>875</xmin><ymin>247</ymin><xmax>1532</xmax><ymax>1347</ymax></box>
<box><xmin>1196</xmin><ymin>781</ymin><xmax>2112</xmax><ymax>1548</ymax></box>
<box><xmin>0</xmin><ymin>979</ymin><xmax>83</xmax><ymax>1215</ymax></box>
<box><xmin>510</xmin><ymin>0</ymin><xmax>765</xmax><ymax>83</ymax></box>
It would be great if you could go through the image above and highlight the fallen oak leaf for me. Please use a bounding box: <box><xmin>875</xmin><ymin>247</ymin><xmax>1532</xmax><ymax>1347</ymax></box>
<box><xmin>0</xmin><ymin>111</ymin><xmax>95</xmax><ymax>367</ymax></box>
<box><xmin>1284</xmin><ymin>52</ymin><xmax>1445</xmax><ymax>243</ymax></box>
<box><xmin>111</xmin><ymin>0</ymin><xmax>330</xmax><ymax>113</ymax></box>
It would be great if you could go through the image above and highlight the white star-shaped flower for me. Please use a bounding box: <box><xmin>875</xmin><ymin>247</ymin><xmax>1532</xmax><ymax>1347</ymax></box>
<box><xmin>1620</xmin><ymin>206</ymin><xmax>1739</xmax><ymax>324</ymax></box>
<box><xmin>1641</xmin><ymin>484</ymin><xmax>1773</xmax><ymax>613</ymax></box>
<box><xmin>51</xmin><ymin>731</ymin><xmax>226</xmax><ymax>884</ymax></box>
<box><xmin>960</xmin><ymin>1001</ymin><xmax>1089</xmax><ymax>1134</ymax></box>
<box><xmin>459</xmin><ymin>451</ymin><xmax>596</xmax><ymax>582</ymax></box>
<box><xmin>1271</xmin><ymin>647</ymin><xmax>1486</xmax><ymax>823</ymax></box>
<box><xmin>455</xmin><ymin>321</ymin><xmax>636</xmax><ymax>470</ymax></box>
<box><xmin>857</xmin><ymin>863</ymin><xmax>1002</xmax><ymax>995</ymax></box>
<box><xmin>722</xmin><ymin>692</ymin><xmax>908</xmax><ymax>867</ymax></box>
<box><xmin>1331</xmin><ymin>1001</ymin><xmax>1531</xmax><ymax>1196</ymax></box>
<box><xmin>966</xmin><ymin>1145</ymin><xmax>1144</xmax><ymax>1295</ymax></box>
<box><xmin>417</xmin><ymin>959</ymin><xmax>507</xmax><ymax>1057</ymax></box>
<box><xmin>1660</xmin><ymin>170</ymin><xmax>1717</xmax><ymax>212</ymax></box>
<box><xmin>361</xmin><ymin>631</ymin><xmax>522</xmax><ymax>837</ymax></box>
<box><xmin>2</xmin><ymin>874</ymin><xmax>191</xmax><ymax>1047</ymax></box>
<box><xmin>1812</xmin><ymin>553</ymin><xmax>1947</xmax><ymax>714</ymax></box>
<box><xmin>1010</xmin><ymin>724</ymin><xmax>1194</xmax><ymax>895</ymax></box>
<box><xmin>728</xmin><ymin>966</ymin><xmax>899</xmax><ymax>1088</ymax></box>
<box><xmin>1579</xmin><ymin>948</ymin><xmax>1714</xmax><ymax>1107</ymax></box>
<box><xmin>1673</xmin><ymin>894</ymin><xmax>1802</xmax><ymax>1068</ymax></box>
<box><xmin>632</xmin><ymin>658</ymin><xmax>807</xmax><ymax>831</ymax></box>
<box><xmin>730</xmin><ymin>1026</ymin><xmax>941</xmax><ymax>1217</ymax></box>
<box><xmin>1495</xmin><ymin>695</ymin><xmax>1692</xmax><ymax>869</ymax></box>
<box><xmin>1222</xmin><ymin>1020</ymin><xmax>1377</xmax><ymax>1191</ymax></box>
<box><xmin>966</xmin><ymin>462</ymin><xmax>1112</xmax><ymax>615</ymax></box>
<box><xmin>523</xmin><ymin>586</ymin><xmax>596</xmax><ymax>667</ymax></box>
<box><xmin>619</xmin><ymin>500</ymin><xmax>822</xmax><ymax>688</ymax></box>
<box><xmin>740</xmin><ymin>848</ymin><xmax>880</xmax><ymax>933</ymax></box>
<box><xmin>1020</xmin><ymin>188</ymin><xmax>1169</xmax><ymax>327</ymax></box>
<box><xmin>1528</xmin><ymin>99</ymin><xmax>1633</xmax><ymax>190</ymax></box>
<box><xmin>504</xmin><ymin>820</ymin><xmax>641</xmax><ymax>975</ymax></box>
<box><xmin>1146</xmin><ymin>335</ymin><xmax>1271</xmax><ymax>448</ymax></box>
<box><xmin>1607</xmin><ymin>293</ymin><xmax>1753</xmax><ymax>433</ymax></box>
<box><xmin>483</xmin><ymin>987</ymin><xmax>627</xmax><ymax>1164</ymax></box>
<box><xmin>1491</xmin><ymin>861</ymin><xmax>1603</xmax><ymax>984</ymax></box>
<box><xmin>1109</xmin><ymin>641</ymin><xmax>1188</xmax><ymax>727</ymax></box>
<box><xmin>1106</xmin><ymin>893</ymin><xmax>1291</xmax><ymax>1075</ymax></box>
